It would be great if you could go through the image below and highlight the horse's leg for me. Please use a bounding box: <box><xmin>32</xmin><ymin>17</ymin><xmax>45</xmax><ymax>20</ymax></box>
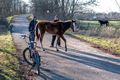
<box><xmin>56</xmin><ymin>36</ymin><xmax>60</xmax><ymax>51</ymax></box>
<box><xmin>61</xmin><ymin>35</ymin><xmax>67</xmax><ymax>51</ymax></box>
<box><xmin>40</xmin><ymin>30</ymin><xmax>45</xmax><ymax>51</ymax></box>
<box><xmin>58</xmin><ymin>38</ymin><xmax>61</xmax><ymax>47</ymax></box>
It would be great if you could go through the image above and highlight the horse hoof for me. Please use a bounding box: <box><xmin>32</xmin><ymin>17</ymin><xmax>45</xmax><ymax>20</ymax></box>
<box><xmin>65</xmin><ymin>49</ymin><xmax>67</xmax><ymax>52</ymax></box>
<box><xmin>57</xmin><ymin>49</ymin><xmax>59</xmax><ymax>51</ymax></box>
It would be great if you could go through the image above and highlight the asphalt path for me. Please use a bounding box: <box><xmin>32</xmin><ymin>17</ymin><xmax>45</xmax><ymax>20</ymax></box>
<box><xmin>12</xmin><ymin>15</ymin><xmax>120</xmax><ymax>80</ymax></box>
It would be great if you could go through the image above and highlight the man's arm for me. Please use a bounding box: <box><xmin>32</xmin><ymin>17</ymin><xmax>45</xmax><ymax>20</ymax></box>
<box><xmin>29</xmin><ymin>21</ymin><xmax>33</xmax><ymax>32</ymax></box>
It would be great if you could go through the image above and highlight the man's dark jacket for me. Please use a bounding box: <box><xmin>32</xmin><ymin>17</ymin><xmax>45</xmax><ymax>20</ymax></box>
<box><xmin>29</xmin><ymin>20</ymin><xmax>37</xmax><ymax>32</ymax></box>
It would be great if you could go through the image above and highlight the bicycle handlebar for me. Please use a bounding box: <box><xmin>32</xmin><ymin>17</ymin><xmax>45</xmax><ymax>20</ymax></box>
<box><xmin>21</xmin><ymin>34</ymin><xmax>29</xmax><ymax>39</ymax></box>
<box><xmin>20</xmin><ymin>34</ymin><xmax>36</xmax><ymax>44</ymax></box>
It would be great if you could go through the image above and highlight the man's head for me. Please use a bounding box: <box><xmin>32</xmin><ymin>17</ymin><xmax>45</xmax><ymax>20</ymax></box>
<box><xmin>33</xmin><ymin>16</ymin><xmax>37</xmax><ymax>21</ymax></box>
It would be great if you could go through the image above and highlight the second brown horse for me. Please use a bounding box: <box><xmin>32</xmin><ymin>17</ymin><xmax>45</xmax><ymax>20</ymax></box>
<box><xmin>36</xmin><ymin>20</ymin><xmax>76</xmax><ymax>51</ymax></box>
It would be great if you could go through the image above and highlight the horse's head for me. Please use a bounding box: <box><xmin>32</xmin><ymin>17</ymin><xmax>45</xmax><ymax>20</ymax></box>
<box><xmin>70</xmin><ymin>20</ymin><xmax>76</xmax><ymax>32</ymax></box>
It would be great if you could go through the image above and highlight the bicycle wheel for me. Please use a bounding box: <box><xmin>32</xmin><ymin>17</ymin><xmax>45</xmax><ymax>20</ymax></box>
<box><xmin>23</xmin><ymin>47</ymin><xmax>34</xmax><ymax>65</ymax></box>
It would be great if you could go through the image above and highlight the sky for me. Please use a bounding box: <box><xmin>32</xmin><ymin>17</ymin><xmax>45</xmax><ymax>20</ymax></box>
<box><xmin>23</xmin><ymin>0</ymin><xmax>120</xmax><ymax>13</ymax></box>
<box><xmin>23</xmin><ymin>0</ymin><xmax>29</xmax><ymax>3</ymax></box>
<box><xmin>89</xmin><ymin>0</ymin><xmax>120</xmax><ymax>13</ymax></box>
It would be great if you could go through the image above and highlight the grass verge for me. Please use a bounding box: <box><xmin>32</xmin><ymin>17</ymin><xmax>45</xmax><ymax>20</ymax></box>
<box><xmin>66</xmin><ymin>32</ymin><xmax>120</xmax><ymax>56</ymax></box>
<box><xmin>0</xmin><ymin>16</ymin><xmax>21</xmax><ymax>80</ymax></box>
<box><xmin>0</xmin><ymin>32</ymin><xmax>21</xmax><ymax>80</ymax></box>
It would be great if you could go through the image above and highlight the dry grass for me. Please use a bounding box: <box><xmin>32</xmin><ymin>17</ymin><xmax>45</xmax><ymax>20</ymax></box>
<box><xmin>67</xmin><ymin>32</ymin><xmax>120</xmax><ymax>56</ymax></box>
<box><xmin>0</xmin><ymin>31</ymin><xmax>20</xmax><ymax>80</ymax></box>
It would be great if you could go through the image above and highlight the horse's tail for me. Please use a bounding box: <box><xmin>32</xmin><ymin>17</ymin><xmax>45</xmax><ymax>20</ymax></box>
<box><xmin>35</xmin><ymin>23</ymin><xmax>40</xmax><ymax>40</ymax></box>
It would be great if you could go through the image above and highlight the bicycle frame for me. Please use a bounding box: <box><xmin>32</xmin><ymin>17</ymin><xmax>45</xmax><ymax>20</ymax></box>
<box><xmin>21</xmin><ymin>34</ymin><xmax>36</xmax><ymax>48</ymax></box>
<box><xmin>21</xmin><ymin>34</ymin><xmax>41</xmax><ymax>75</ymax></box>
<box><xmin>21</xmin><ymin>34</ymin><xmax>37</xmax><ymax>57</ymax></box>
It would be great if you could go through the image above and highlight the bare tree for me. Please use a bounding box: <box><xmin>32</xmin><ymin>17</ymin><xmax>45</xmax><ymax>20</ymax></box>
<box><xmin>30</xmin><ymin>0</ymin><xmax>97</xmax><ymax>20</ymax></box>
<box><xmin>0</xmin><ymin>0</ymin><xmax>29</xmax><ymax>18</ymax></box>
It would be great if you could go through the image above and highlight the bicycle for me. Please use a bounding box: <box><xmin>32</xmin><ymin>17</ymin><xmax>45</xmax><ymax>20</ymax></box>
<box><xmin>21</xmin><ymin>34</ymin><xmax>41</xmax><ymax>75</ymax></box>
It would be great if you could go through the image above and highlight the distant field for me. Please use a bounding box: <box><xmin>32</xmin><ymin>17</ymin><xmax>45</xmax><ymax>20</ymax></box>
<box><xmin>76</xmin><ymin>20</ymin><xmax>120</xmax><ymax>31</ymax></box>
<box><xmin>71</xmin><ymin>20</ymin><xmax>120</xmax><ymax>55</ymax></box>
<box><xmin>78</xmin><ymin>20</ymin><xmax>120</xmax><ymax>27</ymax></box>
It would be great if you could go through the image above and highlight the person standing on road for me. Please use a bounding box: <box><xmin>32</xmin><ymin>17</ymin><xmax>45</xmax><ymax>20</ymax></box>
<box><xmin>50</xmin><ymin>15</ymin><xmax>61</xmax><ymax>47</ymax></box>
<box><xmin>9</xmin><ymin>23</ymin><xmax>14</xmax><ymax>33</ymax></box>
<box><xmin>28</xmin><ymin>16</ymin><xmax>38</xmax><ymax>42</ymax></box>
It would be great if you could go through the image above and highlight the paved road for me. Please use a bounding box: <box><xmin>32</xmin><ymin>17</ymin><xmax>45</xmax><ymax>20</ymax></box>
<box><xmin>12</xmin><ymin>15</ymin><xmax>120</xmax><ymax>80</ymax></box>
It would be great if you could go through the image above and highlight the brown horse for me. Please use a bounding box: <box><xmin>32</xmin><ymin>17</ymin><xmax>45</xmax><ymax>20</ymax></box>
<box><xmin>36</xmin><ymin>20</ymin><xmax>76</xmax><ymax>51</ymax></box>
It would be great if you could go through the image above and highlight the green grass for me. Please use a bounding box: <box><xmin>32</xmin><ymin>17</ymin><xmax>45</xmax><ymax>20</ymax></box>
<box><xmin>0</xmin><ymin>33</ymin><xmax>21</xmax><ymax>80</ymax></box>
<box><xmin>79</xmin><ymin>20</ymin><xmax>98</xmax><ymax>24</ymax></box>
<box><xmin>67</xmin><ymin>32</ymin><xmax>120</xmax><ymax>55</ymax></box>
<box><xmin>78</xmin><ymin>20</ymin><xmax>120</xmax><ymax>29</ymax></box>
<box><xmin>79</xmin><ymin>20</ymin><xmax>120</xmax><ymax>25</ymax></box>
